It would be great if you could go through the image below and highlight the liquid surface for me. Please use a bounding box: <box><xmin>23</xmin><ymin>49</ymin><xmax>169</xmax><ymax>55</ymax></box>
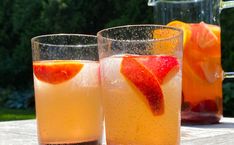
<box><xmin>168</xmin><ymin>21</ymin><xmax>223</xmax><ymax>124</ymax></box>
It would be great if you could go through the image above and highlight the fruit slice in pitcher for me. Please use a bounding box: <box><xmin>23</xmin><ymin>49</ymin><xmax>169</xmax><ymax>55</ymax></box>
<box><xmin>207</xmin><ymin>24</ymin><xmax>221</xmax><ymax>41</ymax></box>
<box><xmin>200</xmin><ymin>57</ymin><xmax>222</xmax><ymax>83</ymax></box>
<box><xmin>120</xmin><ymin>55</ymin><xmax>179</xmax><ymax>115</ymax></box>
<box><xmin>184</xmin><ymin>22</ymin><xmax>221</xmax><ymax>81</ymax></box>
<box><xmin>33</xmin><ymin>60</ymin><xmax>84</xmax><ymax>84</ymax></box>
<box><xmin>191</xmin><ymin>22</ymin><xmax>220</xmax><ymax>56</ymax></box>
<box><xmin>191</xmin><ymin>100</ymin><xmax>218</xmax><ymax>113</ymax></box>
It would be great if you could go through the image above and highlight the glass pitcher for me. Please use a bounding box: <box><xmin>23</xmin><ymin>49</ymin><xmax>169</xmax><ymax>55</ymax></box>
<box><xmin>148</xmin><ymin>0</ymin><xmax>234</xmax><ymax>124</ymax></box>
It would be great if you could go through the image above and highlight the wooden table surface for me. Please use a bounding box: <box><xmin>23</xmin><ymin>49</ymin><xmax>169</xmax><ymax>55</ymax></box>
<box><xmin>0</xmin><ymin>117</ymin><xmax>234</xmax><ymax>145</ymax></box>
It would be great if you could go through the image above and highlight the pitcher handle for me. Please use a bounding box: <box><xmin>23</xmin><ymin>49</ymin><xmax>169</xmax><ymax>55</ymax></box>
<box><xmin>220</xmin><ymin>1</ymin><xmax>234</xmax><ymax>79</ymax></box>
<box><xmin>148</xmin><ymin>0</ymin><xmax>157</xmax><ymax>6</ymax></box>
<box><xmin>224</xmin><ymin>72</ymin><xmax>234</xmax><ymax>79</ymax></box>
<box><xmin>220</xmin><ymin>0</ymin><xmax>234</xmax><ymax>10</ymax></box>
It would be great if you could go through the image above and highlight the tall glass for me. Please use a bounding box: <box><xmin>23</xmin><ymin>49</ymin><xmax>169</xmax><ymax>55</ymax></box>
<box><xmin>98</xmin><ymin>25</ymin><xmax>183</xmax><ymax>145</ymax></box>
<box><xmin>31</xmin><ymin>34</ymin><xmax>103</xmax><ymax>145</ymax></box>
<box><xmin>148</xmin><ymin>0</ymin><xmax>234</xmax><ymax>124</ymax></box>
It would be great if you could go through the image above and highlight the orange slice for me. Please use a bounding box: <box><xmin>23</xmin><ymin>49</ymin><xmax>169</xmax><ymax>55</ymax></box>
<box><xmin>33</xmin><ymin>60</ymin><xmax>83</xmax><ymax>84</ymax></box>
<box><xmin>207</xmin><ymin>24</ymin><xmax>221</xmax><ymax>41</ymax></box>
<box><xmin>183</xmin><ymin>45</ymin><xmax>208</xmax><ymax>81</ymax></box>
<box><xmin>121</xmin><ymin>56</ymin><xmax>164</xmax><ymax>115</ymax></box>
<box><xmin>167</xmin><ymin>20</ymin><xmax>192</xmax><ymax>48</ymax></box>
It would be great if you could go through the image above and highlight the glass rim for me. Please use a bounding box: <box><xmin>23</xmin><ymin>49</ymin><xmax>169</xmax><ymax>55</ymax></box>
<box><xmin>97</xmin><ymin>24</ymin><xmax>183</xmax><ymax>43</ymax></box>
<box><xmin>31</xmin><ymin>33</ymin><xmax>98</xmax><ymax>48</ymax></box>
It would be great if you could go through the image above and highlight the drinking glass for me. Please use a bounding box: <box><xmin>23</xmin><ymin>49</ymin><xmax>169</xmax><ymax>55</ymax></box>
<box><xmin>31</xmin><ymin>34</ymin><xmax>103</xmax><ymax>145</ymax></box>
<box><xmin>148</xmin><ymin>0</ymin><xmax>234</xmax><ymax>124</ymax></box>
<box><xmin>98</xmin><ymin>25</ymin><xmax>183</xmax><ymax>145</ymax></box>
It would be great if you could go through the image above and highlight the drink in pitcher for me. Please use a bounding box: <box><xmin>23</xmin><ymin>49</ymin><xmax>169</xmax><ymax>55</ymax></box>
<box><xmin>148</xmin><ymin>0</ymin><xmax>234</xmax><ymax>124</ymax></box>
<box><xmin>168</xmin><ymin>21</ymin><xmax>222</xmax><ymax>124</ymax></box>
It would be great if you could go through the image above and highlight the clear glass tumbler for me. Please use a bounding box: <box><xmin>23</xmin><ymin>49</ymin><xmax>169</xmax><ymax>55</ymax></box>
<box><xmin>31</xmin><ymin>34</ymin><xmax>103</xmax><ymax>145</ymax></box>
<box><xmin>98</xmin><ymin>25</ymin><xmax>183</xmax><ymax>145</ymax></box>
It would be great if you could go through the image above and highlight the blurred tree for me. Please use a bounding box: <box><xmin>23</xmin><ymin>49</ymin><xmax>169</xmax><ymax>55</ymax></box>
<box><xmin>104</xmin><ymin>0</ymin><xmax>153</xmax><ymax>27</ymax></box>
<box><xmin>0</xmin><ymin>0</ymin><xmax>153</xmax><ymax>88</ymax></box>
<box><xmin>0</xmin><ymin>0</ymin><xmax>233</xmax><ymax>117</ymax></box>
<box><xmin>0</xmin><ymin>0</ymin><xmax>15</xmax><ymax>86</ymax></box>
<box><xmin>0</xmin><ymin>0</ymin><xmax>153</xmax><ymax>108</ymax></box>
<box><xmin>221</xmin><ymin>7</ymin><xmax>234</xmax><ymax>117</ymax></box>
<box><xmin>221</xmin><ymin>8</ymin><xmax>234</xmax><ymax>72</ymax></box>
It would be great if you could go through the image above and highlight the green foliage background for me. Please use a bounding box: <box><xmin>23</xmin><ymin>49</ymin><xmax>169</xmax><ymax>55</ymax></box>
<box><xmin>221</xmin><ymin>8</ymin><xmax>234</xmax><ymax>116</ymax></box>
<box><xmin>0</xmin><ymin>0</ymin><xmax>233</xmax><ymax>116</ymax></box>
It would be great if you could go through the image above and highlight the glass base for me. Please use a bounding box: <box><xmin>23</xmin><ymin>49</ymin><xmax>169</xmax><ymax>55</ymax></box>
<box><xmin>40</xmin><ymin>140</ymin><xmax>100</xmax><ymax>145</ymax></box>
<box><xmin>181</xmin><ymin>111</ymin><xmax>221</xmax><ymax>125</ymax></box>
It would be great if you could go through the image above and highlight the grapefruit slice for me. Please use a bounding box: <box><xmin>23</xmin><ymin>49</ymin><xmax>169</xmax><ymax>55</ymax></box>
<box><xmin>139</xmin><ymin>55</ymin><xmax>179</xmax><ymax>84</ymax></box>
<box><xmin>33</xmin><ymin>60</ymin><xmax>83</xmax><ymax>84</ymax></box>
<box><xmin>198</xmin><ymin>22</ymin><xmax>218</xmax><ymax>48</ymax></box>
<box><xmin>121</xmin><ymin>56</ymin><xmax>164</xmax><ymax>115</ymax></box>
<box><xmin>199</xmin><ymin>57</ymin><xmax>222</xmax><ymax>83</ymax></box>
<box><xmin>191</xmin><ymin>22</ymin><xmax>220</xmax><ymax>55</ymax></box>
<box><xmin>184</xmin><ymin>22</ymin><xmax>221</xmax><ymax>81</ymax></box>
<box><xmin>120</xmin><ymin>55</ymin><xmax>179</xmax><ymax>115</ymax></box>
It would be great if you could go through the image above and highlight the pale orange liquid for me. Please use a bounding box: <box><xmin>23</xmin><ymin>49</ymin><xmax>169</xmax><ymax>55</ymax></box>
<box><xmin>33</xmin><ymin>61</ymin><xmax>103</xmax><ymax>144</ymax></box>
<box><xmin>101</xmin><ymin>56</ymin><xmax>181</xmax><ymax>145</ymax></box>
